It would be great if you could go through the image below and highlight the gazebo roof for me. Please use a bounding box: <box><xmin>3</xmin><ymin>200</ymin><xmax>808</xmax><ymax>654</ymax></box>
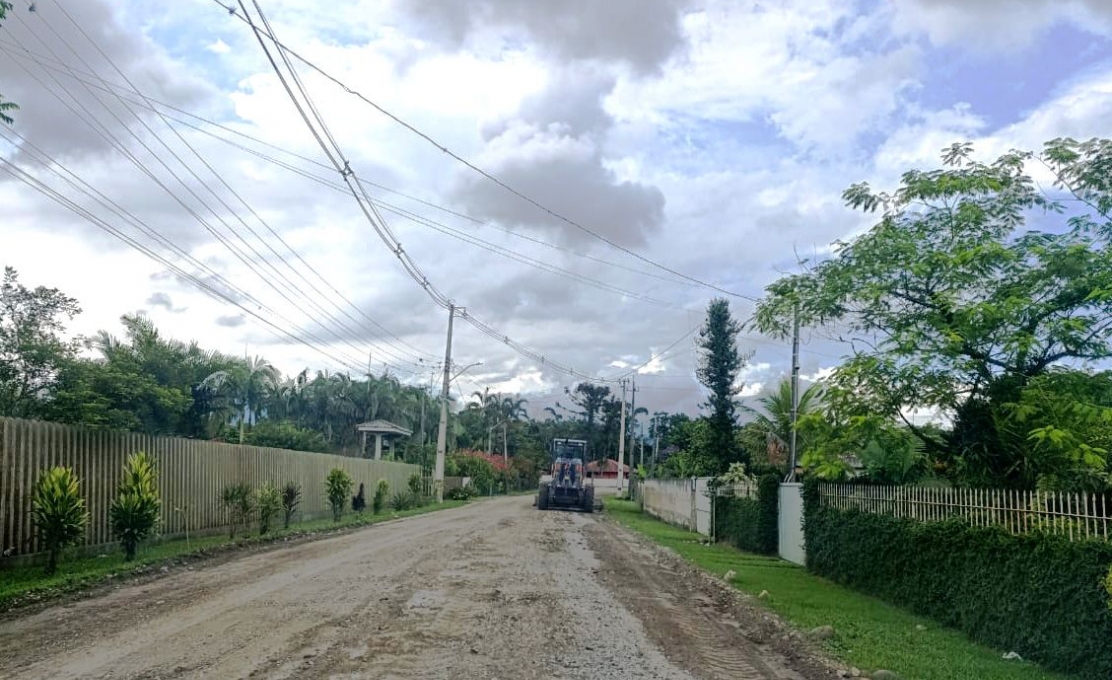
<box><xmin>355</xmin><ymin>420</ymin><xmax>413</xmax><ymax>437</ymax></box>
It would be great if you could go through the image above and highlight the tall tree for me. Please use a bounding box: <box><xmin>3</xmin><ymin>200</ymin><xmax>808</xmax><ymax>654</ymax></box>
<box><xmin>203</xmin><ymin>355</ymin><xmax>279</xmax><ymax>443</ymax></box>
<box><xmin>0</xmin><ymin>2</ymin><xmax>17</xmax><ymax>125</ymax></box>
<box><xmin>0</xmin><ymin>267</ymin><xmax>81</xmax><ymax>418</ymax></box>
<box><xmin>755</xmin><ymin>139</ymin><xmax>1112</xmax><ymax>488</ymax></box>
<box><xmin>739</xmin><ymin>380</ymin><xmax>823</xmax><ymax>470</ymax></box>
<box><xmin>696</xmin><ymin>298</ymin><xmax>749</xmax><ymax>473</ymax></box>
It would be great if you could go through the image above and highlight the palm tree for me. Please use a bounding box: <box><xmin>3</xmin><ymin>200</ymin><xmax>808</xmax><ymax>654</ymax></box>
<box><xmin>500</xmin><ymin>396</ymin><xmax>528</xmax><ymax>421</ymax></box>
<box><xmin>740</xmin><ymin>380</ymin><xmax>823</xmax><ymax>467</ymax></box>
<box><xmin>202</xmin><ymin>355</ymin><xmax>280</xmax><ymax>443</ymax></box>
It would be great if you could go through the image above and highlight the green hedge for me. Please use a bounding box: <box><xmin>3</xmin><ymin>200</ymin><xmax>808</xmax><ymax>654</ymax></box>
<box><xmin>714</xmin><ymin>473</ymin><xmax>779</xmax><ymax>555</ymax></box>
<box><xmin>802</xmin><ymin>479</ymin><xmax>1112</xmax><ymax>679</ymax></box>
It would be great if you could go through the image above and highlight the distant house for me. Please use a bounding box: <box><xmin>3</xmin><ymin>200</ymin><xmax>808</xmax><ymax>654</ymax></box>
<box><xmin>586</xmin><ymin>459</ymin><xmax>629</xmax><ymax>479</ymax></box>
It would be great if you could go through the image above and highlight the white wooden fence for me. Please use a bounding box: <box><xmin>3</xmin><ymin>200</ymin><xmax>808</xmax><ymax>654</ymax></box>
<box><xmin>819</xmin><ymin>483</ymin><xmax>1112</xmax><ymax>541</ymax></box>
<box><xmin>0</xmin><ymin>417</ymin><xmax>421</xmax><ymax>559</ymax></box>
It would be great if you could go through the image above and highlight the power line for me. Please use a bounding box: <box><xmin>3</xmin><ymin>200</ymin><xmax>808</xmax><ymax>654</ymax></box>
<box><xmin>210</xmin><ymin>0</ymin><xmax>758</xmax><ymax>302</ymax></box>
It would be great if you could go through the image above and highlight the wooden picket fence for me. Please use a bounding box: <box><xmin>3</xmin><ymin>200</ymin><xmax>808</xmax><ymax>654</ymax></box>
<box><xmin>0</xmin><ymin>417</ymin><xmax>421</xmax><ymax>559</ymax></box>
<box><xmin>819</xmin><ymin>483</ymin><xmax>1112</xmax><ymax>542</ymax></box>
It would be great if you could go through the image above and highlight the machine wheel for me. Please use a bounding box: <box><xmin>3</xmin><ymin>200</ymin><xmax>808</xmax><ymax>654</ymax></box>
<box><xmin>582</xmin><ymin>486</ymin><xmax>595</xmax><ymax>513</ymax></box>
<box><xmin>537</xmin><ymin>484</ymin><xmax>550</xmax><ymax>510</ymax></box>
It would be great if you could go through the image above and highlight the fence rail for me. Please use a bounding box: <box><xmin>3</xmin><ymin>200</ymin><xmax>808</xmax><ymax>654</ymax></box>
<box><xmin>0</xmin><ymin>417</ymin><xmax>421</xmax><ymax>559</ymax></box>
<box><xmin>819</xmin><ymin>483</ymin><xmax>1111</xmax><ymax>541</ymax></box>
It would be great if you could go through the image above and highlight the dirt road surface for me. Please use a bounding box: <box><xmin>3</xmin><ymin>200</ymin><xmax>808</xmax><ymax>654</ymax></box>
<box><xmin>0</xmin><ymin>496</ymin><xmax>837</xmax><ymax>679</ymax></box>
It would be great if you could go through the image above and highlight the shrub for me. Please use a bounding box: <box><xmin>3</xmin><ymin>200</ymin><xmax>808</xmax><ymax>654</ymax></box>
<box><xmin>110</xmin><ymin>452</ymin><xmax>161</xmax><ymax>561</ymax></box>
<box><xmin>352</xmin><ymin>482</ymin><xmax>367</xmax><ymax>514</ymax></box>
<box><xmin>802</xmin><ymin>478</ymin><xmax>1112</xmax><ymax>679</ymax></box>
<box><xmin>325</xmin><ymin>468</ymin><xmax>353</xmax><ymax>522</ymax></box>
<box><xmin>408</xmin><ymin>473</ymin><xmax>422</xmax><ymax>496</ymax></box>
<box><xmin>221</xmin><ymin>483</ymin><xmax>254</xmax><ymax>539</ymax></box>
<box><xmin>32</xmin><ymin>466</ymin><xmax>88</xmax><ymax>575</ymax></box>
<box><xmin>714</xmin><ymin>472</ymin><xmax>779</xmax><ymax>555</ymax></box>
<box><xmin>281</xmin><ymin>482</ymin><xmax>301</xmax><ymax>529</ymax></box>
<box><xmin>244</xmin><ymin>420</ymin><xmax>331</xmax><ymax>453</ymax></box>
<box><xmin>372</xmin><ymin>479</ymin><xmax>389</xmax><ymax>514</ymax></box>
<box><xmin>446</xmin><ymin>485</ymin><xmax>478</xmax><ymax>501</ymax></box>
<box><xmin>390</xmin><ymin>490</ymin><xmax>417</xmax><ymax>512</ymax></box>
<box><xmin>255</xmin><ymin>483</ymin><xmax>282</xmax><ymax>535</ymax></box>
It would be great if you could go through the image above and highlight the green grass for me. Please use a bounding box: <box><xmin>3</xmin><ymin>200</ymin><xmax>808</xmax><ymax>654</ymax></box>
<box><xmin>606</xmin><ymin>499</ymin><xmax>1071</xmax><ymax>680</ymax></box>
<box><xmin>0</xmin><ymin>499</ymin><xmax>468</xmax><ymax>610</ymax></box>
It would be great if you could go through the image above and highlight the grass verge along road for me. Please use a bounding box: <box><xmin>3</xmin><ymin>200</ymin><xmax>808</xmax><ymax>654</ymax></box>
<box><xmin>605</xmin><ymin>499</ymin><xmax>1069</xmax><ymax>680</ymax></box>
<box><xmin>0</xmin><ymin>500</ymin><xmax>468</xmax><ymax>611</ymax></box>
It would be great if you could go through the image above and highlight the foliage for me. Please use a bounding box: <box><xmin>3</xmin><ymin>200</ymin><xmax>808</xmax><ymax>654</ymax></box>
<box><xmin>245</xmin><ymin>420</ymin><xmax>332</xmax><ymax>453</ymax></box>
<box><xmin>802</xmin><ymin>478</ymin><xmax>1112</xmax><ymax>679</ymax></box>
<box><xmin>281</xmin><ymin>482</ymin><xmax>301</xmax><ymax>529</ymax></box>
<box><xmin>220</xmin><ymin>483</ymin><xmax>253</xmax><ymax>539</ymax></box>
<box><xmin>31</xmin><ymin>466</ymin><xmax>87</xmax><ymax>575</ymax></box>
<box><xmin>739</xmin><ymin>380</ymin><xmax>824</xmax><ymax>471</ymax></box>
<box><xmin>445</xmin><ymin>485</ymin><xmax>478</xmax><ymax>501</ymax></box>
<box><xmin>714</xmin><ymin>472</ymin><xmax>779</xmax><ymax>555</ymax></box>
<box><xmin>325</xmin><ymin>468</ymin><xmax>353</xmax><ymax>522</ymax></box>
<box><xmin>0</xmin><ymin>267</ymin><xmax>82</xmax><ymax>419</ymax></box>
<box><xmin>407</xmin><ymin>473</ymin><xmax>422</xmax><ymax>496</ymax></box>
<box><xmin>372</xmin><ymin>479</ymin><xmax>389</xmax><ymax>514</ymax></box>
<box><xmin>756</xmin><ymin>139</ymin><xmax>1112</xmax><ymax>490</ymax></box>
<box><xmin>696</xmin><ymin>299</ymin><xmax>750</xmax><ymax>474</ymax></box>
<box><xmin>0</xmin><ymin>2</ymin><xmax>16</xmax><ymax>125</ymax></box>
<box><xmin>254</xmin><ymin>482</ymin><xmax>282</xmax><ymax>535</ymax></box>
<box><xmin>447</xmin><ymin>452</ymin><xmax>499</xmax><ymax>493</ymax></box>
<box><xmin>390</xmin><ymin>490</ymin><xmax>418</xmax><ymax>512</ymax></box>
<box><xmin>109</xmin><ymin>452</ymin><xmax>161</xmax><ymax>561</ymax></box>
<box><xmin>351</xmin><ymin>482</ymin><xmax>367</xmax><ymax>514</ymax></box>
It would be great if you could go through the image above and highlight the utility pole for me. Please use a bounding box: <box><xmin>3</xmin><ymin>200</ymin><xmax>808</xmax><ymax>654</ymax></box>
<box><xmin>628</xmin><ymin>376</ymin><xmax>637</xmax><ymax>471</ymax></box>
<box><xmin>789</xmin><ymin>302</ymin><xmax>801</xmax><ymax>479</ymax></box>
<box><xmin>653</xmin><ymin>415</ymin><xmax>660</xmax><ymax>468</ymax></box>
<box><xmin>617</xmin><ymin>379</ymin><xmax>628</xmax><ymax>494</ymax></box>
<box><xmin>434</xmin><ymin>304</ymin><xmax>454</xmax><ymax>502</ymax></box>
<box><xmin>502</xmin><ymin>421</ymin><xmax>508</xmax><ymax>465</ymax></box>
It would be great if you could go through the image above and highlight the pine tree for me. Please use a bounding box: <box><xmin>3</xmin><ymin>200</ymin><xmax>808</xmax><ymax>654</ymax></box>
<box><xmin>695</xmin><ymin>299</ymin><xmax>749</xmax><ymax>473</ymax></box>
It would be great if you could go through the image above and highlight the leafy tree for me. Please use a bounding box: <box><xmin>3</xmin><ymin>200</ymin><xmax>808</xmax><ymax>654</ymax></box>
<box><xmin>255</xmin><ymin>482</ymin><xmax>282</xmax><ymax>535</ymax></box>
<box><xmin>325</xmin><ymin>468</ymin><xmax>353</xmax><ymax>522</ymax></box>
<box><xmin>109</xmin><ymin>452</ymin><xmax>161</xmax><ymax>560</ymax></box>
<box><xmin>755</xmin><ymin>139</ymin><xmax>1112</xmax><ymax>489</ymax></box>
<box><xmin>0</xmin><ymin>267</ymin><xmax>81</xmax><ymax>418</ymax></box>
<box><xmin>281</xmin><ymin>482</ymin><xmax>301</xmax><ymax>529</ymax></box>
<box><xmin>696</xmin><ymin>299</ymin><xmax>750</xmax><ymax>473</ymax></box>
<box><xmin>565</xmin><ymin>383</ymin><xmax>611</xmax><ymax>459</ymax></box>
<box><xmin>32</xmin><ymin>466</ymin><xmax>87</xmax><ymax>574</ymax></box>
<box><xmin>245</xmin><ymin>420</ymin><xmax>331</xmax><ymax>453</ymax></box>
<box><xmin>0</xmin><ymin>2</ymin><xmax>17</xmax><ymax>125</ymax></box>
<box><xmin>372</xmin><ymin>479</ymin><xmax>389</xmax><ymax>514</ymax></box>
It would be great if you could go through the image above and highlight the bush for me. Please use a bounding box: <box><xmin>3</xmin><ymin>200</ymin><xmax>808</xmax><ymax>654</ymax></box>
<box><xmin>244</xmin><ymin>420</ymin><xmax>331</xmax><ymax>453</ymax></box>
<box><xmin>281</xmin><ymin>482</ymin><xmax>301</xmax><ymax>529</ymax></box>
<box><xmin>408</xmin><ymin>473</ymin><xmax>422</xmax><ymax>495</ymax></box>
<box><xmin>446</xmin><ymin>485</ymin><xmax>478</xmax><ymax>501</ymax></box>
<box><xmin>714</xmin><ymin>472</ymin><xmax>779</xmax><ymax>555</ymax></box>
<box><xmin>221</xmin><ymin>482</ymin><xmax>253</xmax><ymax>539</ymax></box>
<box><xmin>325</xmin><ymin>468</ymin><xmax>353</xmax><ymax>522</ymax></box>
<box><xmin>352</xmin><ymin>482</ymin><xmax>367</xmax><ymax>514</ymax></box>
<box><xmin>110</xmin><ymin>452</ymin><xmax>161</xmax><ymax>561</ymax></box>
<box><xmin>255</xmin><ymin>483</ymin><xmax>282</xmax><ymax>535</ymax></box>
<box><xmin>802</xmin><ymin>478</ymin><xmax>1112</xmax><ymax>679</ymax></box>
<box><xmin>32</xmin><ymin>466</ymin><xmax>88</xmax><ymax>575</ymax></box>
<box><xmin>372</xmin><ymin>479</ymin><xmax>389</xmax><ymax>514</ymax></box>
<box><xmin>390</xmin><ymin>490</ymin><xmax>417</xmax><ymax>512</ymax></box>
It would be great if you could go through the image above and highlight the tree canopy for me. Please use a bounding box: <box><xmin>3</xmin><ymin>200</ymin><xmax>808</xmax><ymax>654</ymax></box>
<box><xmin>755</xmin><ymin>138</ymin><xmax>1112</xmax><ymax>490</ymax></box>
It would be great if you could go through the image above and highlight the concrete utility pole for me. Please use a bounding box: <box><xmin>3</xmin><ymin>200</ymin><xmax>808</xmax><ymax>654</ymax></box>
<box><xmin>617</xmin><ymin>379</ymin><xmax>628</xmax><ymax>494</ymax></box>
<box><xmin>502</xmin><ymin>421</ymin><xmax>508</xmax><ymax>465</ymax></box>
<box><xmin>653</xmin><ymin>415</ymin><xmax>660</xmax><ymax>467</ymax></box>
<box><xmin>434</xmin><ymin>304</ymin><xmax>454</xmax><ymax>503</ymax></box>
<box><xmin>788</xmin><ymin>302</ymin><xmax>801</xmax><ymax>479</ymax></box>
<box><xmin>628</xmin><ymin>376</ymin><xmax>637</xmax><ymax>472</ymax></box>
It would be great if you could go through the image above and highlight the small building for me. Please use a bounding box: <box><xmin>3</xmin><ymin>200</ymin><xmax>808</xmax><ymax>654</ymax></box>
<box><xmin>355</xmin><ymin>420</ymin><xmax>412</xmax><ymax>460</ymax></box>
<box><xmin>586</xmin><ymin>459</ymin><xmax>629</xmax><ymax>480</ymax></box>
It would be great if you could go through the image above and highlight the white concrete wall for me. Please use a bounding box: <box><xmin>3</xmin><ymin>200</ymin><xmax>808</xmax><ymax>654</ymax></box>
<box><xmin>694</xmin><ymin>478</ymin><xmax>712</xmax><ymax>536</ymax></box>
<box><xmin>641</xmin><ymin>478</ymin><xmax>699</xmax><ymax>532</ymax></box>
<box><xmin>778</xmin><ymin>483</ymin><xmax>805</xmax><ymax>566</ymax></box>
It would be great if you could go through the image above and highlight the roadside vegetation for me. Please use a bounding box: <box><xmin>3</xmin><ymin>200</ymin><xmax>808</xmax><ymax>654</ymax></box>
<box><xmin>606</xmin><ymin>499</ymin><xmax>1069</xmax><ymax>680</ymax></box>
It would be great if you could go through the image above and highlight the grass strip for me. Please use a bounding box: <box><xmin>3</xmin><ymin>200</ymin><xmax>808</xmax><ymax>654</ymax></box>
<box><xmin>0</xmin><ymin>499</ymin><xmax>469</xmax><ymax>610</ymax></box>
<box><xmin>605</xmin><ymin>499</ymin><xmax>1071</xmax><ymax>680</ymax></box>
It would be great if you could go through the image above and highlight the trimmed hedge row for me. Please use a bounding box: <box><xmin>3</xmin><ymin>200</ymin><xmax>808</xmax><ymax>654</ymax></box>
<box><xmin>802</xmin><ymin>479</ymin><xmax>1112</xmax><ymax>679</ymax></box>
<box><xmin>714</xmin><ymin>473</ymin><xmax>779</xmax><ymax>555</ymax></box>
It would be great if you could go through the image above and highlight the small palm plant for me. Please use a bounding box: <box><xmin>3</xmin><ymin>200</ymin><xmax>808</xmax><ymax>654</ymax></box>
<box><xmin>255</xmin><ymin>483</ymin><xmax>282</xmax><ymax>535</ymax></box>
<box><xmin>221</xmin><ymin>483</ymin><xmax>254</xmax><ymax>539</ymax></box>
<box><xmin>325</xmin><ymin>468</ymin><xmax>353</xmax><ymax>522</ymax></box>
<box><xmin>109</xmin><ymin>452</ymin><xmax>162</xmax><ymax>561</ymax></box>
<box><xmin>32</xmin><ymin>466</ymin><xmax>88</xmax><ymax>575</ymax></box>
<box><xmin>372</xmin><ymin>479</ymin><xmax>390</xmax><ymax>514</ymax></box>
<box><xmin>281</xmin><ymin>482</ymin><xmax>302</xmax><ymax>529</ymax></box>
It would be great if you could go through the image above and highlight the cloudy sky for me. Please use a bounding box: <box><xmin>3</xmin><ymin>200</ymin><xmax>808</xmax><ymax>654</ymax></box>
<box><xmin>2</xmin><ymin>0</ymin><xmax>1111</xmax><ymax>419</ymax></box>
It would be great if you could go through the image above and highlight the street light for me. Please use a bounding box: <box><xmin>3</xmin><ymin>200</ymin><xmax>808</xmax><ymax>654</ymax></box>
<box><xmin>451</xmin><ymin>361</ymin><xmax>482</xmax><ymax>383</ymax></box>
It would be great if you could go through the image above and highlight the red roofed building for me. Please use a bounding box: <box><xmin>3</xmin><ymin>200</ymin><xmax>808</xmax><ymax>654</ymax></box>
<box><xmin>586</xmin><ymin>459</ymin><xmax>629</xmax><ymax>479</ymax></box>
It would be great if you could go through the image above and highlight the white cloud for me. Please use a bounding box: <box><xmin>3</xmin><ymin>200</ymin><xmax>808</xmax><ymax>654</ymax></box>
<box><xmin>206</xmin><ymin>39</ymin><xmax>231</xmax><ymax>55</ymax></box>
<box><xmin>892</xmin><ymin>0</ymin><xmax>1112</xmax><ymax>51</ymax></box>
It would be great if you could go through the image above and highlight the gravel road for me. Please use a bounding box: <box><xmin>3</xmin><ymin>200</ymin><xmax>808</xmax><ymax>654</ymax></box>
<box><xmin>0</xmin><ymin>496</ymin><xmax>837</xmax><ymax>679</ymax></box>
